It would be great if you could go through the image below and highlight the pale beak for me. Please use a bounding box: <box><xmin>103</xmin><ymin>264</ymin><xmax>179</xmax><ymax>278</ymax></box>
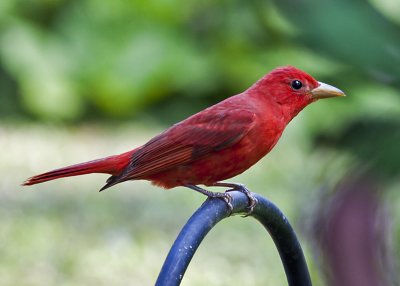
<box><xmin>311</xmin><ymin>82</ymin><xmax>346</xmax><ymax>99</ymax></box>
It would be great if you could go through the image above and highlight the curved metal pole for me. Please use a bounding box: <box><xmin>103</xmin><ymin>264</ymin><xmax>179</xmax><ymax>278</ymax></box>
<box><xmin>155</xmin><ymin>191</ymin><xmax>312</xmax><ymax>286</ymax></box>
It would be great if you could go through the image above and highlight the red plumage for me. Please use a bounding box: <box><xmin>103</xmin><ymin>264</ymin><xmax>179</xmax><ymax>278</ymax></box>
<box><xmin>23</xmin><ymin>66</ymin><xmax>344</xmax><ymax>191</ymax></box>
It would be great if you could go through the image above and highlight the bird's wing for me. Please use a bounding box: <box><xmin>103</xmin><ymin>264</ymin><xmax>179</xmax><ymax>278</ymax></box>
<box><xmin>119</xmin><ymin>110</ymin><xmax>256</xmax><ymax>181</ymax></box>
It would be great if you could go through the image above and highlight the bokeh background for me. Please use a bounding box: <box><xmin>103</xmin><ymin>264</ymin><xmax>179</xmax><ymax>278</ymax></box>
<box><xmin>1</xmin><ymin>0</ymin><xmax>400</xmax><ymax>285</ymax></box>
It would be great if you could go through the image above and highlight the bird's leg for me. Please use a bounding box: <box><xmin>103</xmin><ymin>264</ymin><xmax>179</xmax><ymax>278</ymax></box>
<box><xmin>211</xmin><ymin>182</ymin><xmax>258</xmax><ymax>216</ymax></box>
<box><xmin>185</xmin><ymin>184</ymin><xmax>233</xmax><ymax>213</ymax></box>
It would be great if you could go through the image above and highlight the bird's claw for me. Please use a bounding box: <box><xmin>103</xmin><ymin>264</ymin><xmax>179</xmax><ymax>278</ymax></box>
<box><xmin>242</xmin><ymin>196</ymin><xmax>258</xmax><ymax>217</ymax></box>
<box><xmin>220</xmin><ymin>192</ymin><xmax>233</xmax><ymax>216</ymax></box>
<box><xmin>186</xmin><ymin>183</ymin><xmax>256</xmax><ymax>216</ymax></box>
<box><xmin>226</xmin><ymin>184</ymin><xmax>258</xmax><ymax>216</ymax></box>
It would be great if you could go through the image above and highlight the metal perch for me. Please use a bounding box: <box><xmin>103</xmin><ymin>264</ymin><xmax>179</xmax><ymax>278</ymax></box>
<box><xmin>156</xmin><ymin>190</ymin><xmax>312</xmax><ymax>286</ymax></box>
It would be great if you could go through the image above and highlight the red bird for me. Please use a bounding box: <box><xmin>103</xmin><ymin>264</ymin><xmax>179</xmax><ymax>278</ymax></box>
<box><xmin>23</xmin><ymin>66</ymin><xmax>344</xmax><ymax>210</ymax></box>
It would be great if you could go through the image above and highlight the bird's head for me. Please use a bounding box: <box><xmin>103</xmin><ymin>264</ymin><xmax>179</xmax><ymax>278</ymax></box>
<box><xmin>254</xmin><ymin>66</ymin><xmax>345</xmax><ymax>117</ymax></box>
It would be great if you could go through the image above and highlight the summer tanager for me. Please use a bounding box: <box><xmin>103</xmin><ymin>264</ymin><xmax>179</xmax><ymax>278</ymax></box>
<box><xmin>23</xmin><ymin>66</ymin><xmax>344</xmax><ymax>208</ymax></box>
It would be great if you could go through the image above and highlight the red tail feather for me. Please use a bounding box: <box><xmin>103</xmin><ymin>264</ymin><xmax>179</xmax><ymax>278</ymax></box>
<box><xmin>23</xmin><ymin>150</ymin><xmax>135</xmax><ymax>186</ymax></box>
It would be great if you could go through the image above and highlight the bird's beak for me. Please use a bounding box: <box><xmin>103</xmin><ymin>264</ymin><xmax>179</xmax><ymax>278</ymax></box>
<box><xmin>311</xmin><ymin>82</ymin><xmax>346</xmax><ymax>99</ymax></box>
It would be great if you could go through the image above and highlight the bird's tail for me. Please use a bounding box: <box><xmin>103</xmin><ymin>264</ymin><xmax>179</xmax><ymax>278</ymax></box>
<box><xmin>22</xmin><ymin>150</ymin><xmax>135</xmax><ymax>186</ymax></box>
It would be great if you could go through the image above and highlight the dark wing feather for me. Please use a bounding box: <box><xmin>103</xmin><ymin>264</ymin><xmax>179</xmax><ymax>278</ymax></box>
<box><xmin>100</xmin><ymin>110</ymin><xmax>256</xmax><ymax>190</ymax></box>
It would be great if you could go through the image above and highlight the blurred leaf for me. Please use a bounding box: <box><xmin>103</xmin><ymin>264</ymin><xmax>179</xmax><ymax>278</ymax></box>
<box><xmin>272</xmin><ymin>0</ymin><xmax>400</xmax><ymax>83</ymax></box>
<box><xmin>316</xmin><ymin>118</ymin><xmax>400</xmax><ymax>181</ymax></box>
<box><xmin>0</xmin><ymin>22</ymin><xmax>82</xmax><ymax>120</ymax></box>
<box><xmin>370</xmin><ymin>0</ymin><xmax>400</xmax><ymax>25</ymax></box>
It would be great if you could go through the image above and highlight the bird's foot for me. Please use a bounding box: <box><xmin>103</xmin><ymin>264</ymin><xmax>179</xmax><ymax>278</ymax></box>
<box><xmin>186</xmin><ymin>184</ymin><xmax>233</xmax><ymax>215</ymax></box>
<box><xmin>212</xmin><ymin>182</ymin><xmax>258</xmax><ymax>216</ymax></box>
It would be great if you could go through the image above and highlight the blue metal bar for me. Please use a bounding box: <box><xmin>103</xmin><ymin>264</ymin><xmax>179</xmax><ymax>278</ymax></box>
<box><xmin>155</xmin><ymin>190</ymin><xmax>312</xmax><ymax>286</ymax></box>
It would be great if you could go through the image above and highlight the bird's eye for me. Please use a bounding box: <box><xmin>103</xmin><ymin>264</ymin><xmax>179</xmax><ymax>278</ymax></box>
<box><xmin>291</xmin><ymin>80</ymin><xmax>303</xmax><ymax>90</ymax></box>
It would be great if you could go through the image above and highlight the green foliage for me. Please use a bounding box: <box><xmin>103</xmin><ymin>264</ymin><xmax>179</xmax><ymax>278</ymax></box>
<box><xmin>1</xmin><ymin>0</ymin><xmax>399</xmax><ymax>125</ymax></box>
<box><xmin>0</xmin><ymin>0</ymin><xmax>359</xmax><ymax>121</ymax></box>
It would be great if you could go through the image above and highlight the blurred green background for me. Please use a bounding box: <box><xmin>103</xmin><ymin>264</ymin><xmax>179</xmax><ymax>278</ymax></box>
<box><xmin>1</xmin><ymin>0</ymin><xmax>400</xmax><ymax>285</ymax></box>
